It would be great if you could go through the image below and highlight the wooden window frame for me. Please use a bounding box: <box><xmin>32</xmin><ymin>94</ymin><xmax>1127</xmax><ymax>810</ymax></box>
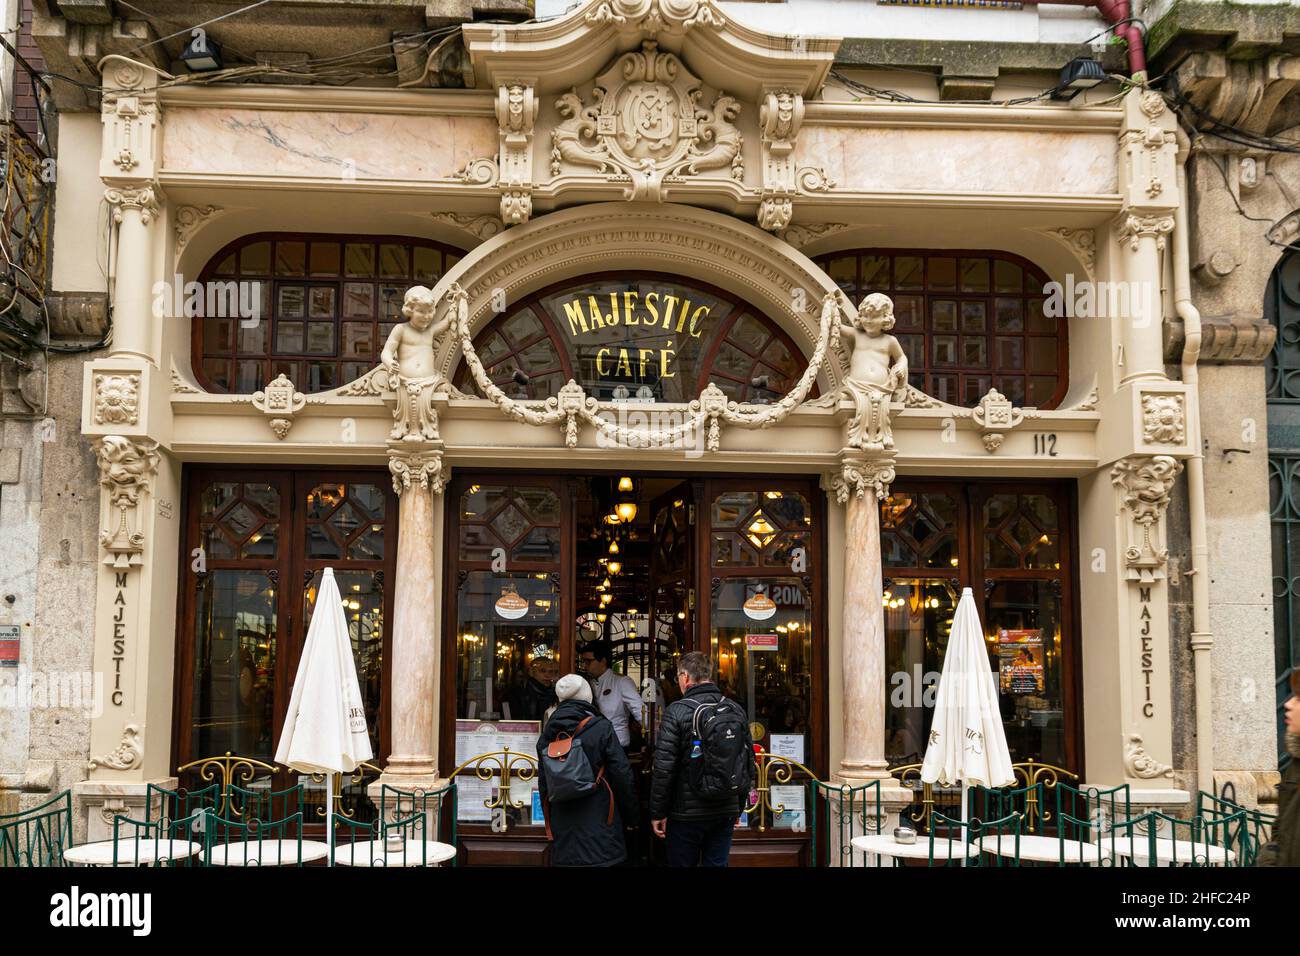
<box><xmin>171</xmin><ymin>466</ymin><xmax>398</xmax><ymax>777</ymax></box>
<box><xmin>814</xmin><ymin>248</ymin><xmax>1068</xmax><ymax>410</ymax></box>
<box><xmin>191</xmin><ymin>232</ymin><xmax>465</xmax><ymax>395</ymax></box>
<box><xmin>452</xmin><ymin>271</ymin><xmax>817</xmax><ymax>404</ymax></box>
<box><xmin>882</xmin><ymin>477</ymin><xmax>1083</xmax><ymax>776</ymax></box>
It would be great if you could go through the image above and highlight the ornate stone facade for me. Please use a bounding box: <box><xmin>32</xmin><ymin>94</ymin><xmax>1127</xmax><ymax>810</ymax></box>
<box><xmin>1111</xmin><ymin>455</ymin><xmax>1184</xmax><ymax>583</ymax></box>
<box><xmin>95</xmin><ymin>436</ymin><xmax>159</xmax><ymax>570</ymax></box>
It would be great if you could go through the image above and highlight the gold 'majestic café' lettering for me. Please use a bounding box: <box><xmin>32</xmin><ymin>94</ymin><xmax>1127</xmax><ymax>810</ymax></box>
<box><xmin>560</xmin><ymin>288</ymin><xmax>712</xmax><ymax>381</ymax></box>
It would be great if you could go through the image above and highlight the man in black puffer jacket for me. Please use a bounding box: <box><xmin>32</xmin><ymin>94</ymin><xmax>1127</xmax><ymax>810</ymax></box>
<box><xmin>537</xmin><ymin>674</ymin><xmax>637</xmax><ymax>867</ymax></box>
<box><xmin>650</xmin><ymin>651</ymin><xmax>755</xmax><ymax>867</ymax></box>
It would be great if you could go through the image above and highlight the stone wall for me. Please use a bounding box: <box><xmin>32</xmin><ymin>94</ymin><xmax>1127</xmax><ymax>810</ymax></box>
<box><xmin>0</xmin><ymin>352</ymin><xmax>101</xmax><ymax>840</ymax></box>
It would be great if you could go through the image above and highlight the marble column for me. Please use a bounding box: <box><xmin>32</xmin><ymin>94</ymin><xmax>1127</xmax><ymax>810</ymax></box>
<box><xmin>1117</xmin><ymin>213</ymin><xmax>1173</xmax><ymax>385</ymax></box>
<box><xmin>830</xmin><ymin>451</ymin><xmax>896</xmax><ymax>781</ymax></box>
<box><xmin>381</xmin><ymin>441</ymin><xmax>445</xmax><ymax>786</ymax></box>
<box><xmin>104</xmin><ymin>186</ymin><xmax>158</xmax><ymax>363</ymax></box>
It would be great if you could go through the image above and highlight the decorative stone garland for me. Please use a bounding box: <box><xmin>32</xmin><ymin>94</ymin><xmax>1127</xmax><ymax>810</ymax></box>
<box><xmin>449</xmin><ymin>282</ymin><xmax>838</xmax><ymax>451</ymax></box>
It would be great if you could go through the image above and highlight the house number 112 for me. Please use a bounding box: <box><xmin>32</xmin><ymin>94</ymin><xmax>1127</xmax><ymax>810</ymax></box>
<box><xmin>1033</xmin><ymin>433</ymin><xmax>1059</xmax><ymax>457</ymax></box>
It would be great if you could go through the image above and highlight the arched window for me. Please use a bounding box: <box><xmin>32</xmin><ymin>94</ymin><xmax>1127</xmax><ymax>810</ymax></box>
<box><xmin>194</xmin><ymin>233</ymin><xmax>465</xmax><ymax>394</ymax></box>
<box><xmin>453</xmin><ymin>272</ymin><xmax>812</xmax><ymax>404</ymax></box>
<box><xmin>1267</xmin><ymin>247</ymin><xmax>1300</xmax><ymax>401</ymax></box>
<box><xmin>813</xmin><ymin>249</ymin><xmax>1067</xmax><ymax>409</ymax></box>
<box><xmin>1266</xmin><ymin>245</ymin><xmax>1300</xmax><ymax>764</ymax></box>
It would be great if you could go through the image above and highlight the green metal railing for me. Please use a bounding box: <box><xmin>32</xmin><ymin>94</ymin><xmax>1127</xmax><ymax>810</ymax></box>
<box><xmin>0</xmin><ymin>791</ymin><xmax>71</xmax><ymax>867</ymax></box>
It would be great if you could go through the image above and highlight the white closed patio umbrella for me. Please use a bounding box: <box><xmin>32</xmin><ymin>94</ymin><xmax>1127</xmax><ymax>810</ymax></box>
<box><xmin>920</xmin><ymin>587</ymin><xmax>1014</xmax><ymax>863</ymax></box>
<box><xmin>275</xmin><ymin>567</ymin><xmax>374</xmax><ymax>865</ymax></box>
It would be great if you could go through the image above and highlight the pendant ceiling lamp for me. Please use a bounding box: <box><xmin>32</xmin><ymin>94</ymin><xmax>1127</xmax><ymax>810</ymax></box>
<box><xmin>614</xmin><ymin>476</ymin><xmax>637</xmax><ymax>523</ymax></box>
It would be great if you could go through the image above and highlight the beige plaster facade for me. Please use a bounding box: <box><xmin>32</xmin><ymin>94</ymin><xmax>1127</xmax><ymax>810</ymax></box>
<box><xmin>8</xmin><ymin>0</ymin><xmax>1286</xmax><ymax>856</ymax></box>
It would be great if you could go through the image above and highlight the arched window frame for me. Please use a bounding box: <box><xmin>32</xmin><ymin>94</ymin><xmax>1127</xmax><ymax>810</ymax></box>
<box><xmin>453</xmin><ymin>271</ymin><xmax>816</xmax><ymax>404</ymax></box>
<box><xmin>192</xmin><ymin>232</ymin><xmax>466</xmax><ymax>395</ymax></box>
<box><xmin>813</xmin><ymin>247</ymin><xmax>1068</xmax><ymax>410</ymax></box>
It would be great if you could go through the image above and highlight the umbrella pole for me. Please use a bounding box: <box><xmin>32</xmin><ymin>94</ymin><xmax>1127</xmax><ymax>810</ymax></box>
<box><xmin>961</xmin><ymin>780</ymin><xmax>970</xmax><ymax>869</ymax></box>
<box><xmin>326</xmin><ymin>774</ymin><xmax>335</xmax><ymax>868</ymax></box>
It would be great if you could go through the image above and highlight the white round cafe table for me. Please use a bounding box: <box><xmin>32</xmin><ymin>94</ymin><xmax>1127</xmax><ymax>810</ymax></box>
<box><xmin>332</xmin><ymin>838</ymin><xmax>457</xmax><ymax>867</ymax></box>
<box><xmin>1108</xmin><ymin>837</ymin><xmax>1236</xmax><ymax>867</ymax></box>
<box><xmin>207</xmin><ymin>839</ymin><xmax>331</xmax><ymax>867</ymax></box>
<box><xmin>851</xmin><ymin>834</ymin><xmax>979</xmax><ymax>865</ymax></box>
<box><xmin>978</xmin><ymin>834</ymin><xmax>1110</xmax><ymax>865</ymax></box>
<box><xmin>64</xmin><ymin>839</ymin><xmax>201</xmax><ymax>867</ymax></box>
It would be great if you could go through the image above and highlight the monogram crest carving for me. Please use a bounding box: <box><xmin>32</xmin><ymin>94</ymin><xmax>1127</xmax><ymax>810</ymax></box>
<box><xmin>549</xmin><ymin>41</ymin><xmax>742</xmax><ymax>201</ymax></box>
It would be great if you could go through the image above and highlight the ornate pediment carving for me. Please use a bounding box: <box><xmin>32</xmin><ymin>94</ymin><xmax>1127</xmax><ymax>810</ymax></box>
<box><xmin>585</xmin><ymin>0</ymin><xmax>724</xmax><ymax>33</ymax></box>
<box><xmin>548</xmin><ymin>41</ymin><xmax>743</xmax><ymax>201</ymax></box>
<box><xmin>463</xmin><ymin>0</ymin><xmax>837</xmax><ymax>105</ymax></box>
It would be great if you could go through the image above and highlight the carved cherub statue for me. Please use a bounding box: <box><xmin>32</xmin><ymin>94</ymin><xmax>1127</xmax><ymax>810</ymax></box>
<box><xmin>826</xmin><ymin>291</ymin><xmax>908</xmax><ymax>451</ymax></box>
<box><xmin>381</xmin><ymin>285</ymin><xmax>453</xmax><ymax>442</ymax></box>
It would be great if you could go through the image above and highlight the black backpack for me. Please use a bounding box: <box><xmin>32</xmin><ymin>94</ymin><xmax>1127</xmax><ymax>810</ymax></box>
<box><xmin>686</xmin><ymin>697</ymin><xmax>752</xmax><ymax>799</ymax></box>
<box><xmin>541</xmin><ymin>716</ymin><xmax>604</xmax><ymax>803</ymax></box>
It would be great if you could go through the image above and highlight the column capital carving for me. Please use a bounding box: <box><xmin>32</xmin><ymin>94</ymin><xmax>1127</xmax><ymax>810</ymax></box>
<box><xmin>104</xmin><ymin>185</ymin><xmax>161</xmax><ymax>225</ymax></box>
<box><xmin>388</xmin><ymin>441</ymin><xmax>446</xmax><ymax>496</ymax></box>
<box><xmin>828</xmin><ymin>451</ymin><xmax>895</xmax><ymax>504</ymax></box>
<box><xmin>1110</xmin><ymin>454</ymin><xmax>1183</xmax><ymax>582</ymax></box>
<box><xmin>1115</xmin><ymin>212</ymin><xmax>1175</xmax><ymax>252</ymax></box>
<box><xmin>95</xmin><ymin>436</ymin><xmax>160</xmax><ymax>569</ymax></box>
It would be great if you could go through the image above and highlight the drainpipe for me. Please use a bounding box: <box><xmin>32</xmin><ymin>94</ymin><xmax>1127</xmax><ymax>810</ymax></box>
<box><xmin>1046</xmin><ymin>0</ymin><xmax>1147</xmax><ymax>80</ymax></box>
<box><xmin>1173</xmin><ymin>122</ymin><xmax>1214</xmax><ymax>797</ymax></box>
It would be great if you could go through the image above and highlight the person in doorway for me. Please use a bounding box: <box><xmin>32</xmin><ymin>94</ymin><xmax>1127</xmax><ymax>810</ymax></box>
<box><xmin>580</xmin><ymin>640</ymin><xmax>643</xmax><ymax>750</ymax></box>
<box><xmin>649</xmin><ymin>651</ymin><xmax>755</xmax><ymax>867</ymax></box>
<box><xmin>1259</xmin><ymin>671</ymin><xmax>1300</xmax><ymax>866</ymax></box>
<box><xmin>537</xmin><ymin>674</ymin><xmax>637</xmax><ymax>867</ymax></box>
<box><xmin>510</xmin><ymin>656</ymin><xmax>559</xmax><ymax>722</ymax></box>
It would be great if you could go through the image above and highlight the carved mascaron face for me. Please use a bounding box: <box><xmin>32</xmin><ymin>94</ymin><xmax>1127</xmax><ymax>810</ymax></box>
<box><xmin>97</xmin><ymin>437</ymin><xmax>158</xmax><ymax>496</ymax></box>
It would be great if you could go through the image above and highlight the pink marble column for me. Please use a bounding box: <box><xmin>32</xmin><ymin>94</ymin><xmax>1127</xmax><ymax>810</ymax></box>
<box><xmin>383</xmin><ymin>445</ymin><xmax>443</xmax><ymax>781</ymax></box>
<box><xmin>835</xmin><ymin>454</ymin><xmax>895</xmax><ymax>781</ymax></box>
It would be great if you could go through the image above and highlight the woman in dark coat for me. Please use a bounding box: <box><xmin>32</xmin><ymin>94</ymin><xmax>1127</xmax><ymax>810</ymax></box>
<box><xmin>537</xmin><ymin>674</ymin><xmax>637</xmax><ymax>867</ymax></box>
<box><xmin>1260</xmin><ymin>672</ymin><xmax>1300</xmax><ymax>866</ymax></box>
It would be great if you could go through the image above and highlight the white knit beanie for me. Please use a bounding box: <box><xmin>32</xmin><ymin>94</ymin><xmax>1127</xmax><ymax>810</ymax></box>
<box><xmin>555</xmin><ymin>673</ymin><xmax>593</xmax><ymax>704</ymax></box>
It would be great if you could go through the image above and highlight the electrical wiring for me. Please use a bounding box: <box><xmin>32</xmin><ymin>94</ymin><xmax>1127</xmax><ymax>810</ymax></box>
<box><xmin>1162</xmin><ymin>75</ymin><xmax>1300</xmax><ymax>154</ymax></box>
<box><xmin>827</xmin><ymin>69</ymin><xmax>1059</xmax><ymax>107</ymax></box>
<box><xmin>122</xmin><ymin>0</ymin><xmax>278</xmax><ymax>56</ymax></box>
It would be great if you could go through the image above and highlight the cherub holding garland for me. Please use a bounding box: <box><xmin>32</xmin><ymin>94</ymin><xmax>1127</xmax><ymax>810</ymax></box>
<box><xmin>824</xmin><ymin>291</ymin><xmax>908</xmax><ymax>451</ymax></box>
<box><xmin>381</xmin><ymin>285</ymin><xmax>454</xmax><ymax>441</ymax></box>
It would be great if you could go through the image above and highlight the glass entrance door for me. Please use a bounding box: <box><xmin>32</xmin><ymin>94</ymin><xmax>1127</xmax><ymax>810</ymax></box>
<box><xmin>444</xmin><ymin>472</ymin><xmax>825</xmax><ymax>866</ymax></box>
<box><xmin>648</xmin><ymin>482</ymin><xmax>695</xmax><ymax>742</ymax></box>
